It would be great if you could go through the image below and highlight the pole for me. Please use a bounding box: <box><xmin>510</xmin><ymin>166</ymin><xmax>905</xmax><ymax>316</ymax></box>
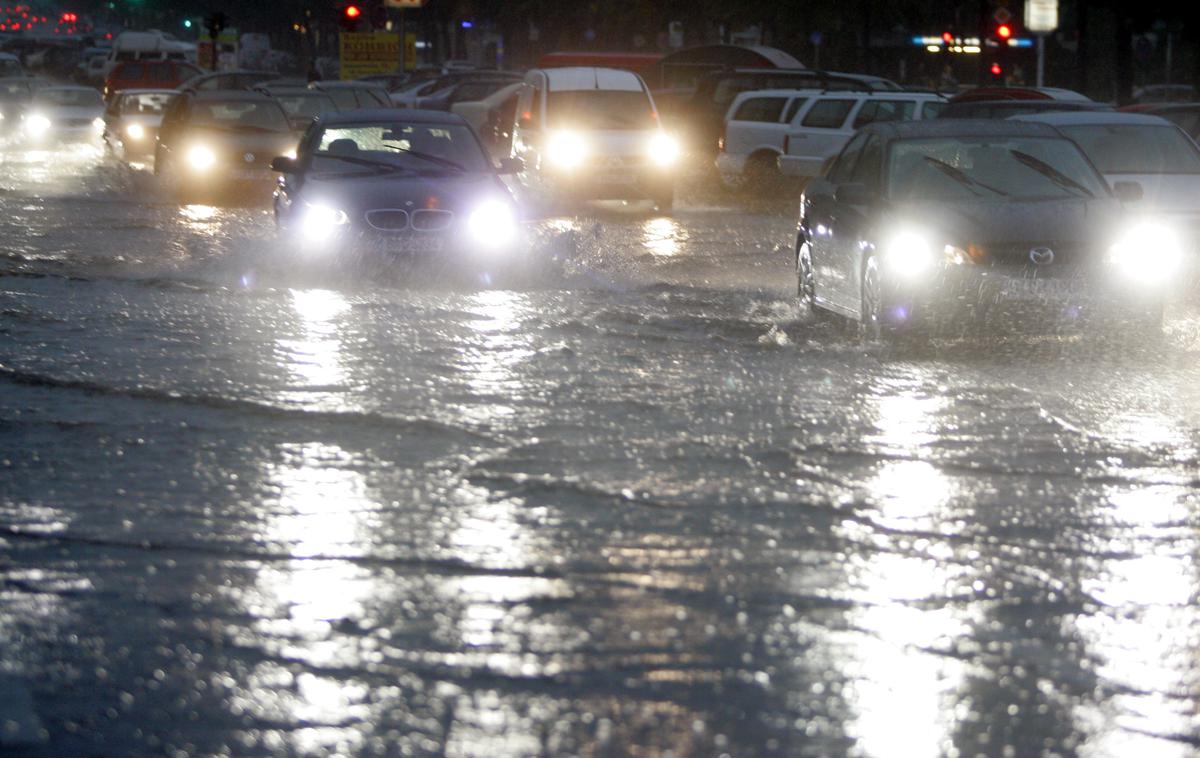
<box><xmin>399</xmin><ymin>9</ymin><xmax>406</xmax><ymax>72</ymax></box>
<box><xmin>1166</xmin><ymin>32</ymin><xmax>1173</xmax><ymax>84</ymax></box>
<box><xmin>1036</xmin><ymin>33</ymin><xmax>1045</xmax><ymax>87</ymax></box>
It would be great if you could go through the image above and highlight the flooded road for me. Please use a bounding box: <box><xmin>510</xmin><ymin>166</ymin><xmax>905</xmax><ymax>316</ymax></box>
<box><xmin>2</xmin><ymin>141</ymin><xmax>1200</xmax><ymax>756</ymax></box>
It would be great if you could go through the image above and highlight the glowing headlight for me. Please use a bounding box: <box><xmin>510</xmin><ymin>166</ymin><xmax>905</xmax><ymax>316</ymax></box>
<box><xmin>24</xmin><ymin>114</ymin><xmax>51</xmax><ymax>134</ymax></box>
<box><xmin>647</xmin><ymin>132</ymin><xmax>680</xmax><ymax>167</ymax></box>
<box><xmin>92</xmin><ymin>117</ymin><xmax>105</xmax><ymax>131</ymax></box>
<box><xmin>125</xmin><ymin>123</ymin><xmax>145</xmax><ymax>140</ymax></box>
<box><xmin>466</xmin><ymin>200</ymin><xmax>518</xmax><ymax>249</ymax></box>
<box><xmin>883</xmin><ymin>231</ymin><xmax>935</xmax><ymax>277</ymax></box>
<box><xmin>1109</xmin><ymin>221</ymin><xmax>1184</xmax><ymax>286</ymax></box>
<box><xmin>546</xmin><ymin>131</ymin><xmax>587</xmax><ymax>170</ymax></box>
<box><xmin>187</xmin><ymin>145</ymin><xmax>216</xmax><ymax>171</ymax></box>
<box><xmin>300</xmin><ymin>203</ymin><xmax>350</xmax><ymax>240</ymax></box>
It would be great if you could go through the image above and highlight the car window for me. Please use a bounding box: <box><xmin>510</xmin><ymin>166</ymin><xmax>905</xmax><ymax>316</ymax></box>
<box><xmin>452</xmin><ymin>81</ymin><xmax>503</xmax><ymax>103</ymax></box>
<box><xmin>275</xmin><ymin>94</ymin><xmax>336</xmax><ymax>120</ymax></box>
<box><xmin>1060</xmin><ymin>124</ymin><xmax>1200</xmax><ymax>174</ymax></box>
<box><xmin>802</xmin><ymin>99</ymin><xmax>855</xmax><ymax>129</ymax></box>
<box><xmin>151</xmin><ymin>65</ymin><xmax>177</xmax><ymax>83</ymax></box>
<box><xmin>189</xmin><ymin>100</ymin><xmax>290</xmax><ymax>132</ymax></box>
<box><xmin>853</xmin><ymin>99</ymin><xmax>916</xmax><ymax>128</ymax></box>
<box><xmin>312</xmin><ymin>123</ymin><xmax>490</xmax><ymax>172</ymax></box>
<box><xmin>920</xmin><ymin>101</ymin><xmax>947</xmax><ymax>119</ymax></box>
<box><xmin>783</xmin><ymin>97</ymin><xmax>809</xmax><ymax>124</ymax></box>
<box><xmin>828</xmin><ymin>133</ymin><xmax>868</xmax><ymax>183</ymax></box>
<box><xmin>121</xmin><ymin>92</ymin><xmax>173</xmax><ymax>115</ymax></box>
<box><xmin>850</xmin><ymin>135</ymin><xmax>883</xmax><ymax>186</ymax></box>
<box><xmin>732</xmin><ymin>96</ymin><xmax>787</xmax><ymax>123</ymax></box>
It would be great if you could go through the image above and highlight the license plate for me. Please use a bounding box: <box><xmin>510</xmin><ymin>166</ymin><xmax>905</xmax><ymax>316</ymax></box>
<box><xmin>387</xmin><ymin>236</ymin><xmax>445</xmax><ymax>255</ymax></box>
<box><xmin>994</xmin><ymin>277</ymin><xmax>1082</xmax><ymax>299</ymax></box>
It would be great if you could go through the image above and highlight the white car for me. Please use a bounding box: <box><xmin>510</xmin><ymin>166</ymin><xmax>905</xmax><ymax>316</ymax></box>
<box><xmin>510</xmin><ymin>66</ymin><xmax>680</xmax><ymax>210</ymax></box>
<box><xmin>21</xmin><ymin>86</ymin><xmax>106</xmax><ymax>142</ymax></box>
<box><xmin>750</xmin><ymin>91</ymin><xmax>946</xmax><ymax>182</ymax></box>
<box><xmin>102</xmin><ymin>88</ymin><xmax>176</xmax><ymax>162</ymax></box>
<box><xmin>451</xmin><ymin>81</ymin><xmax>522</xmax><ymax>158</ymax></box>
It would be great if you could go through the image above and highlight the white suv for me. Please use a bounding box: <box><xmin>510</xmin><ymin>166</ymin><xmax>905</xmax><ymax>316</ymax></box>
<box><xmin>715</xmin><ymin>89</ymin><xmax>946</xmax><ymax>188</ymax></box>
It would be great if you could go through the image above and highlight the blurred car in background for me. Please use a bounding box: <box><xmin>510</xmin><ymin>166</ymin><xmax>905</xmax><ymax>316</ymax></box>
<box><xmin>0</xmin><ymin>76</ymin><xmax>34</xmax><ymax>131</ymax></box>
<box><xmin>452</xmin><ymin>81</ymin><xmax>522</xmax><ymax>157</ymax></box>
<box><xmin>389</xmin><ymin>70</ymin><xmax>521</xmax><ymax>107</ymax></box>
<box><xmin>0</xmin><ymin>51</ymin><xmax>23</xmax><ymax>78</ymax></box>
<box><xmin>414</xmin><ymin>77</ymin><xmax>522</xmax><ymax>111</ymax></box>
<box><xmin>936</xmin><ymin>99</ymin><xmax>1114</xmax><ymax>119</ymax></box>
<box><xmin>155</xmin><ymin>90</ymin><xmax>296</xmax><ymax>199</ymax></box>
<box><xmin>22</xmin><ymin>86</ymin><xmax>105</xmax><ymax>143</ymax></box>
<box><xmin>307</xmin><ymin>81</ymin><xmax>391</xmax><ymax>110</ymax></box>
<box><xmin>1118</xmin><ymin>103</ymin><xmax>1200</xmax><ymax>140</ymax></box>
<box><xmin>356</xmin><ymin>73</ymin><xmax>412</xmax><ymax>92</ymax></box>
<box><xmin>104</xmin><ymin>60</ymin><xmax>201</xmax><ymax>101</ymax></box>
<box><xmin>103</xmin><ymin>88</ymin><xmax>175</xmax><ymax>162</ymax></box>
<box><xmin>255</xmin><ymin>86</ymin><xmax>340</xmax><ymax>132</ymax></box>
<box><xmin>181</xmin><ymin>70</ymin><xmax>275</xmax><ymax>93</ymax></box>
<box><xmin>1131</xmin><ymin>84</ymin><xmax>1197</xmax><ymax>105</ymax></box>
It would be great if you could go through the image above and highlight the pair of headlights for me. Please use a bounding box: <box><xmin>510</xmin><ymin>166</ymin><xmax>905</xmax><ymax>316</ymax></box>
<box><xmin>545</xmin><ymin>130</ymin><xmax>680</xmax><ymax>171</ymax></box>
<box><xmin>299</xmin><ymin>199</ymin><xmax>518</xmax><ymax>249</ymax></box>
<box><xmin>882</xmin><ymin>222</ymin><xmax>1184</xmax><ymax>287</ymax></box>
<box><xmin>183</xmin><ymin>145</ymin><xmax>297</xmax><ymax>172</ymax></box>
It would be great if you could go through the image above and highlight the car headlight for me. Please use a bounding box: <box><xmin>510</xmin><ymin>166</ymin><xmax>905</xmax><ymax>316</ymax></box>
<box><xmin>466</xmin><ymin>199</ymin><xmax>518</xmax><ymax>249</ymax></box>
<box><xmin>1109</xmin><ymin>221</ymin><xmax>1184</xmax><ymax>286</ymax></box>
<box><xmin>187</xmin><ymin>145</ymin><xmax>216</xmax><ymax>171</ymax></box>
<box><xmin>647</xmin><ymin>132</ymin><xmax>680</xmax><ymax>167</ymax></box>
<box><xmin>92</xmin><ymin>117</ymin><xmax>105</xmax><ymax>131</ymax></box>
<box><xmin>24</xmin><ymin>114</ymin><xmax>50</xmax><ymax>134</ymax></box>
<box><xmin>883</xmin><ymin>231</ymin><xmax>935</xmax><ymax>278</ymax></box>
<box><xmin>300</xmin><ymin>203</ymin><xmax>350</xmax><ymax>241</ymax></box>
<box><xmin>125</xmin><ymin>123</ymin><xmax>145</xmax><ymax>140</ymax></box>
<box><xmin>546</xmin><ymin>131</ymin><xmax>587</xmax><ymax>170</ymax></box>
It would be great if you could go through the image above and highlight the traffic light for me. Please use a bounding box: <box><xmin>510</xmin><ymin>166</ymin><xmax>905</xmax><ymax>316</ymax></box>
<box><xmin>990</xmin><ymin>62</ymin><xmax>1004</xmax><ymax>80</ymax></box>
<box><xmin>339</xmin><ymin>4</ymin><xmax>362</xmax><ymax>31</ymax></box>
<box><xmin>204</xmin><ymin>11</ymin><xmax>228</xmax><ymax>41</ymax></box>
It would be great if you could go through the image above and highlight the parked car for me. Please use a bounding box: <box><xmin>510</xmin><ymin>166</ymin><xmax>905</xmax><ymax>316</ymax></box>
<box><xmin>510</xmin><ymin>66</ymin><xmax>679</xmax><ymax>211</ymax></box>
<box><xmin>21</xmin><ymin>85</ymin><xmax>105</xmax><ymax>142</ymax></box>
<box><xmin>102</xmin><ymin>88</ymin><xmax>176</xmax><ymax>162</ymax></box>
<box><xmin>307</xmin><ymin>81</ymin><xmax>391</xmax><ymax>110</ymax></box>
<box><xmin>180</xmin><ymin>70</ymin><xmax>275</xmax><ymax>93</ymax></box>
<box><xmin>794</xmin><ymin>120</ymin><xmax>1172</xmax><ymax>339</ymax></box>
<box><xmin>104</xmin><ymin>60</ymin><xmax>201</xmax><ymax>101</ymax></box>
<box><xmin>270</xmin><ymin>109</ymin><xmax>522</xmax><ymax>261</ymax></box>
<box><xmin>255</xmin><ymin>86</ymin><xmax>339</xmax><ymax>132</ymax></box>
<box><xmin>716</xmin><ymin>89</ymin><xmax>945</xmax><ymax>188</ymax></box>
<box><xmin>154</xmin><ymin>90</ymin><xmax>296</xmax><ymax>199</ymax></box>
<box><xmin>357</xmin><ymin>73</ymin><xmax>412</xmax><ymax>92</ymax></box>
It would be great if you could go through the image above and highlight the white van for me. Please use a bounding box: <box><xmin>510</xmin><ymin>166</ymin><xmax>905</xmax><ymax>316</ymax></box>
<box><xmin>510</xmin><ymin>67</ymin><xmax>680</xmax><ymax>211</ymax></box>
<box><xmin>715</xmin><ymin>89</ymin><xmax>946</xmax><ymax>188</ymax></box>
<box><xmin>103</xmin><ymin>31</ymin><xmax>194</xmax><ymax>79</ymax></box>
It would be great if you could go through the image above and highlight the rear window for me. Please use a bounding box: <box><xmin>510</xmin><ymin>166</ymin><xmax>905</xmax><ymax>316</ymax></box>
<box><xmin>802</xmin><ymin>99</ymin><xmax>855</xmax><ymax>129</ymax></box>
<box><xmin>733</xmin><ymin>97</ymin><xmax>787</xmax><ymax>123</ymax></box>
<box><xmin>546</xmin><ymin>90</ymin><xmax>656</xmax><ymax>130</ymax></box>
<box><xmin>853</xmin><ymin>99</ymin><xmax>917</xmax><ymax>128</ymax></box>
<box><xmin>120</xmin><ymin>92</ymin><xmax>174</xmax><ymax>115</ymax></box>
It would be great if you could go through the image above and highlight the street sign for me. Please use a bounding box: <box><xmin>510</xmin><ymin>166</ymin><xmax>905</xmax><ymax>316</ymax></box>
<box><xmin>339</xmin><ymin>32</ymin><xmax>400</xmax><ymax>79</ymax></box>
<box><xmin>1025</xmin><ymin>0</ymin><xmax>1058</xmax><ymax>33</ymax></box>
<box><xmin>384</xmin><ymin>0</ymin><xmax>425</xmax><ymax>7</ymax></box>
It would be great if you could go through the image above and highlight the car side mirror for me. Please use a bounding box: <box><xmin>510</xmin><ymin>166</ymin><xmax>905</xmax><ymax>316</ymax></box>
<box><xmin>497</xmin><ymin>156</ymin><xmax>524</xmax><ymax>174</ymax></box>
<box><xmin>1113</xmin><ymin>181</ymin><xmax>1143</xmax><ymax>202</ymax></box>
<box><xmin>270</xmin><ymin>156</ymin><xmax>299</xmax><ymax>173</ymax></box>
<box><xmin>834</xmin><ymin>182</ymin><xmax>873</xmax><ymax>206</ymax></box>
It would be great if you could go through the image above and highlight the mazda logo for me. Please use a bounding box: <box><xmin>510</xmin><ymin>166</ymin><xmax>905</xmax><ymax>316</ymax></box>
<box><xmin>1029</xmin><ymin>247</ymin><xmax>1055</xmax><ymax>265</ymax></box>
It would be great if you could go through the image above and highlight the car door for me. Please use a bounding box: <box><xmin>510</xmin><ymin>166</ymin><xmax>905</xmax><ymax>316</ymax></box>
<box><xmin>829</xmin><ymin>134</ymin><xmax>883</xmax><ymax>317</ymax></box>
<box><xmin>155</xmin><ymin>94</ymin><xmax>189</xmax><ymax>169</ymax></box>
<box><xmin>807</xmin><ymin>132</ymin><xmax>868</xmax><ymax>310</ymax></box>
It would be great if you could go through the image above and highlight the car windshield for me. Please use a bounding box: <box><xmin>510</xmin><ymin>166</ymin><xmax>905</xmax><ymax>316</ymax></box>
<box><xmin>120</xmin><ymin>92</ymin><xmax>174</xmax><ymax>115</ymax></box>
<box><xmin>311</xmin><ymin>123</ymin><xmax>489</xmax><ymax>173</ymax></box>
<box><xmin>888</xmin><ymin>136</ymin><xmax>1108</xmax><ymax>200</ymax></box>
<box><xmin>35</xmin><ymin>89</ymin><xmax>103</xmax><ymax>107</ymax></box>
<box><xmin>546</xmin><ymin>90</ymin><xmax>657</xmax><ymax>130</ymax></box>
<box><xmin>1059</xmin><ymin>123</ymin><xmax>1200</xmax><ymax>174</ymax></box>
<box><xmin>275</xmin><ymin>93</ymin><xmax>337</xmax><ymax>120</ymax></box>
<box><xmin>190</xmin><ymin>100</ymin><xmax>290</xmax><ymax>132</ymax></box>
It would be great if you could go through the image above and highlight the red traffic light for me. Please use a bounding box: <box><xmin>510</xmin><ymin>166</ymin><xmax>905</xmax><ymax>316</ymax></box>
<box><xmin>941</xmin><ymin>31</ymin><xmax>953</xmax><ymax>44</ymax></box>
<box><xmin>344</xmin><ymin>5</ymin><xmax>361</xmax><ymax>18</ymax></box>
<box><xmin>990</xmin><ymin>62</ymin><xmax>1003</xmax><ymax>76</ymax></box>
<box><xmin>996</xmin><ymin>24</ymin><xmax>1012</xmax><ymax>39</ymax></box>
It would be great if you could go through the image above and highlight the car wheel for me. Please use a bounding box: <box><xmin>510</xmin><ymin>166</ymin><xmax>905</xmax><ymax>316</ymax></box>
<box><xmin>860</xmin><ymin>256</ymin><xmax>884</xmax><ymax>343</ymax></box>
<box><xmin>796</xmin><ymin>239</ymin><xmax>816</xmax><ymax>315</ymax></box>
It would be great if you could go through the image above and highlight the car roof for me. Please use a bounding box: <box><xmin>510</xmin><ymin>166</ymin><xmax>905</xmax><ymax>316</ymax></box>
<box><xmin>188</xmin><ymin>90</ymin><xmax>277</xmax><ymax>102</ymax></box>
<box><xmin>950</xmin><ymin>86</ymin><xmax>1093</xmax><ymax>103</ymax></box>
<box><xmin>1012</xmin><ymin>111</ymin><xmax>1176</xmax><ymax>127</ymax></box>
<box><xmin>863</xmin><ymin>119</ymin><xmax>1064</xmax><ymax>140</ymax></box>
<box><xmin>314</xmin><ymin>108</ymin><xmax>468</xmax><ymax>126</ymax></box>
<box><xmin>539</xmin><ymin>67</ymin><xmax>644</xmax><ymax>92</ymax></box>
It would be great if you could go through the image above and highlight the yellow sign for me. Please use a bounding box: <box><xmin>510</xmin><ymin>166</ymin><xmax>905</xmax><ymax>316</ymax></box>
<box><xmin>404</xmin><ymin>32</ymin><xmax>417</xmax><ymax>71</ymax></box>
<box><xmin>339</xmin><ymin>32</ymin><xmax>400</xmax><ymax>79</ymax></box>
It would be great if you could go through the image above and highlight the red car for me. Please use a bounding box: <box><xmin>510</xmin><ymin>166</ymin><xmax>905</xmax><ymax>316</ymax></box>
<box><xmin>104</xmin><ymin>61</ymin><xmax>202</xmax><ymax>101</ymax></box>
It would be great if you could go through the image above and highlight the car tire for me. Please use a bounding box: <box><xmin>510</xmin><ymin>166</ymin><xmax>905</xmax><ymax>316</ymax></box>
<box><xmin>796</xmin><ymin>239</ymin><xmax>816</xmax><ymax>315</ymax></box>
<box><xmin>859</xmin><ymin>256</ymin><xmax>884</xmax><ymax>343</ymax></box>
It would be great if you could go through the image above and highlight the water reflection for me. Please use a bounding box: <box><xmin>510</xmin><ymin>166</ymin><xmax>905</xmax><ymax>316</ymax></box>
<box><xmin>457</xmin><ymin>290</ymin><xmax>536</xmax><ymax>426</ymax></box>
<box><xmin>178</xmin><ymin>204</ymin><xmax>222</xmax><ymax>236</ymax></box>
<box><xmin>276</xmin><ymin>289</ymin><xmax>352</xmax><ymax>410</ymax></box>
<box><xmin>641</xmin><ymin>217</ymin><xmax>686</xmax><ymax>257</ymax></box>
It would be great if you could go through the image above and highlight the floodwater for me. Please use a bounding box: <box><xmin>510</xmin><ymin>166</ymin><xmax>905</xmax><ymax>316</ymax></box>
<box><xmin>2</xmin><ymin>140</ymin><xmax>1200</xmax><ymax>756</ymax></box>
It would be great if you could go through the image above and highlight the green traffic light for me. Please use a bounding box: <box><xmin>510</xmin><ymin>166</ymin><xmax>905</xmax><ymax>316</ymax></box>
<box><xmin>183</xmin><ymin>19</ymin><xmax>193</xmax><ymax>28</ymax></box>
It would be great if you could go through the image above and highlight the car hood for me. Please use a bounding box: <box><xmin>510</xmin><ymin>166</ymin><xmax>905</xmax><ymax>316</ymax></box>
<box><xmin>300</xmin><ymin>171</ymin><xmax>512</xmax><ymax>217</ymax></box>
<box><xmin>884</xmin><ymin>197</ymin><xmax>1124</xmax><ymax>266</ymax></box>
<box><xmin>1102</xmin><ymin>172</ymin><xmax>1200</xmax><ymax>218</ymax></box>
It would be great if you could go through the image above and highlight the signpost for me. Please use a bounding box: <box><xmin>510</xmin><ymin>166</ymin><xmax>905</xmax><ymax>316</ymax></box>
<box><xmin>384</xmin><ymin>0</ymin><xmax>425</xmax><ymax>72</ymax></box>
<box><xmin>339</xmin><ymin>32</ymin><xmax>400</xmax><ymax>79</ymax></box>
<box><xmin>1025</xmin><ymin>0</ymin><xmax>1058</xmax><ymax>86</ymax></box>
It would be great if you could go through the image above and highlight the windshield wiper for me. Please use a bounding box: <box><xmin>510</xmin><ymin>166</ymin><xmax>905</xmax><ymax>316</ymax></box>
<box><xmin>1008</xmin><ymin>150</ymin><xmax>1094</xmax><ymax>197</ymax></box>
<box><xmin>319</xmin><ymin>153</ymin><xmax>415</xmax><ymax>174</ymax></box>
<box><xmin>379</xmin><ymin>145</ymin><xmax>466</xmax><ymax>172</ymax></box>
<box><xmin>922</xmin><ymin>156</ymin><xmax>1009</xmax><ymax>196</ymax></box>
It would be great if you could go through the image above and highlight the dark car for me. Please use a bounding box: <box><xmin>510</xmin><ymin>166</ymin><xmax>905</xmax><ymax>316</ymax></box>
<box><xmin>306</xmin><ymin>81</ymin><xmax>391</xmax><ymax>110</ymax></box>
<box><xmin>795</xmin><ymin>120</ymin><xmax>1176</xmax><ymax>338</ymax></box>
<box><xmin>937</xmin><ymin>100</ymin><xmax>1114</xmax><ymax>119</ymax></box>
<box><xmin>154</xmin><ymin>90</ymin><xmax>297</xmax><ymax>198</ymax></box>
<box><xmin>270</xmin><ymin>109</ymin><xmax>521</xmax><ymax>261</ymax></box>
<box><xmin>255</xmin><ymin>86</ymin><xmax>339</xmax><ymax>131</ymax></box>
<box><xmin>180</xmin><ymin>70</ymin><xmax>276</xmax><ymax>93</ymax></box>
<box><xmin>673</xmin><ymin>68</ymin><xmax>898</xmax><ymax>157</ymax></box>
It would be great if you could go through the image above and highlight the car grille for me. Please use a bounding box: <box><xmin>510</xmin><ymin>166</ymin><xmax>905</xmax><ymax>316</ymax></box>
<box><xmin>411</xmin><ymin>209</ymin><xmax>453</xmax><ymax>232</ymax></box>
<box><xmin>365</xmin><ymin>209</ymin><xmax>410</xmax><ymax>231</ymax></box>
<box><xmin>981</xmin><ymin>242</ymin><xmax>1089</xmax><ymax>279</ymax></box>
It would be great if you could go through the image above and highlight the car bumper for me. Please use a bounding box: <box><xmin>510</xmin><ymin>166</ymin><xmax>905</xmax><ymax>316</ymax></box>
<box><xmin>542</xmin><ymin>165</ymin><xmax>675</xmax><ymax>200</ymax></box>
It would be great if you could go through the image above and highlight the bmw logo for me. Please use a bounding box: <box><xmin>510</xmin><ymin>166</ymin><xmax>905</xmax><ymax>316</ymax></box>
<box><xmin>1029</xmin><ymin>247</ymin><xmax>1054</xmax><ymax>265</ymax></box>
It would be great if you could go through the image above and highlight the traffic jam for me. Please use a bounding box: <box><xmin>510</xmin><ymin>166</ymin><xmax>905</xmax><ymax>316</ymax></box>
<box><xmin>3</xmin><ymin>2</ymin><xmax>1200</xmax><ymax>756</ymax></box>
